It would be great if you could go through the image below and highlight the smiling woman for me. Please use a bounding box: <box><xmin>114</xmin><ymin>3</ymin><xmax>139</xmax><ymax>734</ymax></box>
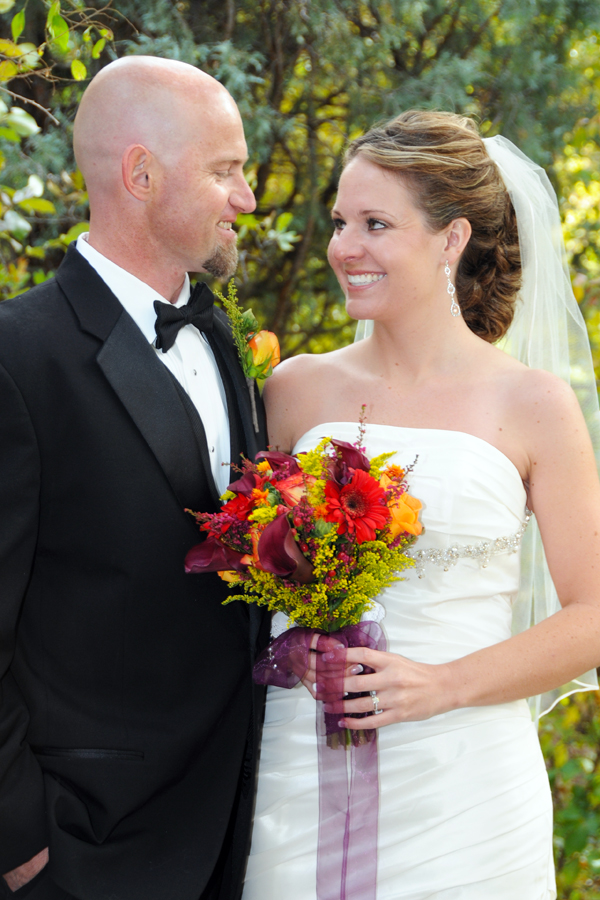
<box><xmin>242</xmin><ymin>110</ymin><xmax>600</xmax><ymax>900</ymax></box>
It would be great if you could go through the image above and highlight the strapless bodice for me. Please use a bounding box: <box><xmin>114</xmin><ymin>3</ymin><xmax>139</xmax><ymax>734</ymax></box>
<box><xmin>294</xmin><ymin>422</ymin><xmax>529</xmax><ymax>666</ymax></box>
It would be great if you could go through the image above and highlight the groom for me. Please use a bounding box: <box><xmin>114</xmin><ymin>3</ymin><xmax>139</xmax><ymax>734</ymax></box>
<box><xmin>0</xmin><ymin>57</ymin><xmax>268</xmax><ymax>900</ymax></box>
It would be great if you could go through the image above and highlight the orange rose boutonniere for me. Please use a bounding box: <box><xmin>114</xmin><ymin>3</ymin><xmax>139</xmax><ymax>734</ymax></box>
<box><xmin>216</xmin><ymin>281</ymin><xmax>281</xmax><ymax>432</ymax></box>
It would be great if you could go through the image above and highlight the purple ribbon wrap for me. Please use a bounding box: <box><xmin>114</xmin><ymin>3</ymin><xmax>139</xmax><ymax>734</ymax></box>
<box><xmin>253</xmin><ymin>621</ymin><xmax>386</xmax><ymax>900</ymax></box>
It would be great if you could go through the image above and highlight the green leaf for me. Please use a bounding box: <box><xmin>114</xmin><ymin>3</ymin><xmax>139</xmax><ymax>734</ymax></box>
<box><xmin>71</xmin><ymin>59</ymin><xmax>86</xmax><ymax>81</ymax></box>
<box><xmin>47</xmin><ymin>1</ymin><xmax>60</xmax><ymax>23</ymax></box>
<box><xmin>17</xmin><ymin>197</ymin><xmax>56</xmax><ymax>214</ymax></box>
<box><xmin>0</xmin><ymin>0</ymin><xmax>16</xmax><ymax>12</ymax></box>
<box><xmin>91</xmin><ymin>38</ymin><xmax>105</xmax><ymax>59</ymax></box>
<box><xmin>48</xmin><ymin>14</ymin><xmax>69</xmax><ymax>54</ymax></box>
<box><xmin>99</xmin><ymin>27</ymin><xmax>113</xmax><ymax>40</ymax></box>
<box><xmin>0</xmin><ymin>125</ymin><xmax>20</xmax><ymax>142</ymax></box>
<box><xmin>0</xmin><ymin>39</ymin><xmax>22</xmax><ymax>57</ymax></box>
<box><xmin>12</xmin><ymin>174</ymin><xmax>44</xmax><ymax>203</ymax></box>
<box><xmin>60</xmin><ymin>221</ymin><xmax>89</xmax><ymax>244</ymax></box>
<box><xmin>11</xmin><ymin>10</ymin><xmax>25</xmax><ymax>42</ymax></box>
<box><xmin>15</xmin><ymin>43</ymin><xmax>41</xmax><ymax>71</ymax></box>
<box><xmin>3</xmin><ymin>208</ymin><xmax>31</xmax><ymax>239</ymax></box>
<box><xmin>5</xmin><ymin>107</ymin><xmax>40</xmax><ymax>137</ymax></box>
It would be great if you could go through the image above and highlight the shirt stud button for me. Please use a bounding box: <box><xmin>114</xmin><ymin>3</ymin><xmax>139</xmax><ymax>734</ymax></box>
<box><xmin>193</xmin><ymin>369</ymin><xmax>197</xmax><ymax>375</ymax></box>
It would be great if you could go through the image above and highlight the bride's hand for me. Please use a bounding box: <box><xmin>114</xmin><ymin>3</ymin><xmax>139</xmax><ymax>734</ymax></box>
<box><xmin>327</xmin><ymin>647</ymin><xmax>454</xmax><ymax>727</ymax></box>
<box><xmin>300</xmin><ymin>634</ymin><xmax>364</xmax><ymax>699</ymax></box>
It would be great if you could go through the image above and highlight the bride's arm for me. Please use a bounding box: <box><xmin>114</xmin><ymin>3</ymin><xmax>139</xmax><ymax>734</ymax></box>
<box><xmin>338</xmin><ymin>371</ymin><xmax>600</xmax><ymax>727</ymax></box>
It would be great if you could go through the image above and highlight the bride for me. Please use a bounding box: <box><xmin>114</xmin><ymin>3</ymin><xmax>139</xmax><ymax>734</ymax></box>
<box><xmin>242</xmin><ymin>110</ymin><xmax>600</xmax><ymax>899</ymax></box>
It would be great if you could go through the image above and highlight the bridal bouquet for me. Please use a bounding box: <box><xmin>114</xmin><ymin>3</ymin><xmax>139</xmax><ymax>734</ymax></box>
<box><xmin>184</xmin><ymin>428</ymin><xmax>422</xmax><ymax>630</ymax></box>
<box><xmin>185</xmin><ymin>425</ymin><xmax>423</xmax><ymax>900</ymax></box>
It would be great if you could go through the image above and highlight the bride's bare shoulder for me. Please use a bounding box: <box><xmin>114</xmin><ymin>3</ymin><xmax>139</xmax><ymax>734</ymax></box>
<box><xmin>263</xmin><ymin>347</ymin><xmax>354</xmax><ymax>450</ymax></box>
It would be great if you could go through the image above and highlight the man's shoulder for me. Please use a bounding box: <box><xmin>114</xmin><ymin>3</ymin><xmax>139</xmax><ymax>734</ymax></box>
<box><xmin>0</xmin><ymin>275</ymin><xmax>65</xmax><ymax>330</ymax></box>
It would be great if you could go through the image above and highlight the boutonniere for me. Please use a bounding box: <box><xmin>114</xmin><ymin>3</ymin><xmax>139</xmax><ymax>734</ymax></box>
<box><xmin>216</xmin><ymin>281</ymin><xmax>281</xmax><ymax>432</ymax></box>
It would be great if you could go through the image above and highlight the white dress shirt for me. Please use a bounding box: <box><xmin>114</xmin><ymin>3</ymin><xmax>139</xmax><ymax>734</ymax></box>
<box><xmin>76</xmin><ymin>234</ymin><xmax>231</xmax><ymax>495</ymax></box>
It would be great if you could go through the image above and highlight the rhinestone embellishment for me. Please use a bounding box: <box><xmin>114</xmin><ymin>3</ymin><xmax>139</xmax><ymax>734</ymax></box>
<box><xmin>406</xmin><ymin>509</ymin><xmax>532</xmax><ymax>578</ymax></box>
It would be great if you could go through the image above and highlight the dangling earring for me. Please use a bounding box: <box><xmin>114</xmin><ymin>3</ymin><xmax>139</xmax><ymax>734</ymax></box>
<box><xmin>445</xmin><ymin>261</ymin><xmax>461</xmax><ymax>317</ymax></box>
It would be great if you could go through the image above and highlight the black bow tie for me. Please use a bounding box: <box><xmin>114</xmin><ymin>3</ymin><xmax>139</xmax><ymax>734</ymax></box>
<box><xmin>153</xmin><ymin>282</ymin><xmax>215</xmax><ymax>353</ymax></box>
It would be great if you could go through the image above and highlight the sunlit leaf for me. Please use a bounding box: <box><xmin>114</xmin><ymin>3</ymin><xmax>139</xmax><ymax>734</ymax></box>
<box><xmin>5</xmin><ymin>107</ymin><xmax>40</xmax><ymax>137</ymax></box>
<box><xmin>0</xmin><ymin>0</ymin><xmax>16</xmax><ymax>12</ymax></box>
<box><xmin>16</xmin><ymin>44</ymin><xmax>41</xmax><ymax>70</ymax></box>
<box><xmin>0</xmin><ymin>125</ymin><xmax>19</xmax><ymax>142</ymax></box>
<box><xmin>11</xmin><ymin>10</ymin><xmax>25</xmax><ymax>42</ymax></box>
<box><xmin>71</xmin><ymin>59</ymin><xmax>87</xmax><ymax>81</ymax></box>
<box><xmin>0</xmin><ymin>57</ymin><xmax>19</xmax><ymax>88</ymax></box>
<box><xmin>61</xmin><ymin>221</ymin><xmax>89</xmax><ymax>243</ymax></box>
<box><xmin>99</xmin><ymin>28</ymin><xmax>113</xmax><ymax>40</ymax></box>
<box><xmin>13</xmin><ymin>175</ymin><xmax>44</xmax><ymax>203</ymax></box>
<box><xmin>17</xmin><ymin>198</ymin><xmax>56</xmax><ymax>214</ymax></box>
<box><xmin>48</xmin><ymin>14</ymin><xmax>69</xmax><ymax>54</ymax></box>
<box><xmin>47</xmin><ymin>0</ymin><xmax>60</xmax><ymax>24</ymax></box>
<box><xmin>3</xmin><ymin>208</ymin><xmax>31</xmax><ymax>239</ymax></box>
<box><xmin>91</xmin><ymin>38</ymin><xmax>105</xmax><ymax>59</ymax></box>
<box><xmin>0</xmin><ymin>38</ymin><xmax>24</xmax><ymax>58</ymax></box>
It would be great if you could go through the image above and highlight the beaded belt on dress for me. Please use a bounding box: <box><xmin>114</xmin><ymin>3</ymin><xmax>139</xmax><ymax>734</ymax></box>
<box><xmin>405</xmin><ymin>509</ymin><xmax>532</xmax><ymax>578</ymax></box>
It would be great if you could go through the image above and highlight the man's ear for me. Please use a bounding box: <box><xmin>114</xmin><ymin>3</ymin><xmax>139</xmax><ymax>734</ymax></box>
<box><xmin>442</xmin><ymin>218</ymin><xmax>472</xmax><ymax>266</ymax></box>
<box><xmin>122</xmin><ymin>144</ymin><xmax>153</xmax><ymax>200</ymax></box>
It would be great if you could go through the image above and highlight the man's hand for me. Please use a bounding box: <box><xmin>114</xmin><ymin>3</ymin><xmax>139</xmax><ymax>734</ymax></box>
<box><xmin>3</xmin><ymin>847</ymin><xmax>49</xmax><ymax>892</ymax></box>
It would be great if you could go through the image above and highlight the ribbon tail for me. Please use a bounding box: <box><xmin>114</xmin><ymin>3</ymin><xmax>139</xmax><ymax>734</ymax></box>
<box><xmin>315</xmin><ymin>622</ymin><xmax>386</xmax><ymax>900</ymax></box>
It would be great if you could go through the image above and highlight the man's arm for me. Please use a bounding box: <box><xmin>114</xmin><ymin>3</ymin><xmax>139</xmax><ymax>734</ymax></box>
<box><xmin>0</xmin><ymin>360</ymin><xmax>48</xmax><ymax>875</ymax></box>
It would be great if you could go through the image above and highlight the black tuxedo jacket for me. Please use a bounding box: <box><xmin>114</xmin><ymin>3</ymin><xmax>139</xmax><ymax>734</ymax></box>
<box><xmin>0</xmin><ymin>246</ymin><xmax>269</xmax><ymax>900</ymax></box>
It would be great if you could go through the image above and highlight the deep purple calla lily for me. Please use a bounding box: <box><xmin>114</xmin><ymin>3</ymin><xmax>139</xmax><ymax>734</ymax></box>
<box><xmin>330</xmin><ymin>439</ymin><xmax>370</xmax><ymax>472</ymax></box>
<box><xmin>257</xmin><ymin>515</ymin><xmax>314</xmax><ymax>584</ymax></box>
<box><xmin>185</xmin><ymin>537</ymin><xmax>249</xmax><ymax>574</ymax></box>
<box><xmin>255</xmin><ymin>450</ymin><xmax>301</xmax><ymax>475</ymax></box>
<box><xmin>227</xmin><ymin>470</ymin><xmax>259</xmax><ymax>497</ymax></box>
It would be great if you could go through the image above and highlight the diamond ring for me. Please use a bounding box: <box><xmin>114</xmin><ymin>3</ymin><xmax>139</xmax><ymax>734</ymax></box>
<box><xmin>370</xmin><ymin>691</ymin><xmax>381</xmax><ymax>714</ymax></box>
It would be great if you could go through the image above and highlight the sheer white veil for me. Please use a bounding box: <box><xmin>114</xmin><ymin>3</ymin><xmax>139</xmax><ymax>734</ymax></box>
<box><xmin>354</xmin><ymin>134</ymin><xmax>600</xmax><ymax>719</ymax></box>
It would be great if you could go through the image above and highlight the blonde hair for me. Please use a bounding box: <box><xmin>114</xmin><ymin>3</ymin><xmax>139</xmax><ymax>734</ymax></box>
<box><xmin>344</xmin><ymin>110</ymin><xmax>522</xmax><ymax>342</ymax></box>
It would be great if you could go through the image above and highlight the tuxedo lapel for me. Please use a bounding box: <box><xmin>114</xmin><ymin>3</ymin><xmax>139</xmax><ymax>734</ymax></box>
<box><xmin>207</xmin><ymin>309</ymin><xmax>266</xmax><ymax>464</ymax></box>
<box><xmin>57</xmin><ymin>247</ymin><xmax>209</xmax><ymax>512</ymax></box>
<box><xmin>97</xmin><ymin>315</ymin><xmax>213</xmax><ymax>511</ymax></box>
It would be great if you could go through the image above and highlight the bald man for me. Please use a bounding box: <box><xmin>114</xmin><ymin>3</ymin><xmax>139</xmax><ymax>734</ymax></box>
<box><xmin>0</xmin><ymin>57</ymin><xmax>269</xmax><ymax>900</ymax></box>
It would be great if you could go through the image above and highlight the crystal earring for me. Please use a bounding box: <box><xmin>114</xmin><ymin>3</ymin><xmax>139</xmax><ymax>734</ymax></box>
<box><xmin>445</xmin><ymin>261</ymin><xmax>460</xmax><ymax>317</ymax></box>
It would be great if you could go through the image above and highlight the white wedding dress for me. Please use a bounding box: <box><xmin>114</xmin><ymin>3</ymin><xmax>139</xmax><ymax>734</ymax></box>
<box><xmin>243</xmin><ymin>423</ymin><xmax>556</xmax><ymax>900</ymax></box>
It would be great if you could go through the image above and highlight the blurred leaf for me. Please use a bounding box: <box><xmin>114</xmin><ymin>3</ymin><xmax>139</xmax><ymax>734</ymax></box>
<box><xmin>5</xmin><ymin>107</ymin><xmax>40</xmax><ymax>137</ymax></box>
<box><xmin>48</xmin><ymin>14</ymin><xmax>69</xmax><ymax>54</ymax></box>
<box><xmin>12</xmin><ymin>174</ymin><xmax>44</xmax><ymax>203</ymax></box>
<box><xmin>0</xmin><ymin>0</ymin><xmax>16</xmax><ymax>12</ymax></box>
<box><xmin>10</xmin><ymin>10</ymin><xmax>24</xmax><ymax>42</ymax></box>
<box><xmin>91</xmin><ymin>38</ymin><xmax>105</xmax><ymax>59</ymax></box>
<box><xmin>71</xmin><ymin>59</ymin><xmax>86</xmax><ymax>81</ymax></box>
<box><xmin>0</xmin><ymin>125</ymin><xmax>20</xmax><ymax>142</ymax></box>
<box><xmin>2</xmin><ymin>208</ymin><xmax>31</xmax><ymax>239</ymax></box>
<box><xmin>61</xmin><ymin>222</ymin><xmax>89</xmax><ymax>244</ymax></box>
<box><xmin>17</xmin><ymin>197</ymin><xmax>55</xmax><ymax>214</ymax></box>
<box><xmin>0</xmin><ymin>37</ymin><xmax>22</xmax><ymax>57</ymax></box>
<box><xmin>0</xmin><ymin>58</ymin><xmax>17</xmax><ymax>81</ymax></box>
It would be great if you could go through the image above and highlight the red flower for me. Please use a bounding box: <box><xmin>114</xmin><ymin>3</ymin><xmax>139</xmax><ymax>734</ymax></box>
<box><xmin>324</xmin><ymin>468</ymin><xmax>390</xmax><ymax>543</ymax></box>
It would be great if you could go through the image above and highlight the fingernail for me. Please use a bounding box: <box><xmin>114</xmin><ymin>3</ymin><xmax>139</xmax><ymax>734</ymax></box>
<box><xmin>350</xmin><ymin>664</ymin><xmax>364</xmax><ymax>675</ymax></box>
<box><xmin>313</xmin><ymin>683</ymin><xmax>318</xmax><ymax>692</ymax></box>
<box><xmin>322</xmin><ymin>651</ymin><xmax>335</xmax><ymax>661</ymax></box>
<box><xmin>334</xmin><ymin>642</ymin><xmax>345</xmax><ymax>649</ymax></box>
<box><xmin>338</xmin><ymin>720</ymin><xmax>345</xmax><ymax>728</ymax></box>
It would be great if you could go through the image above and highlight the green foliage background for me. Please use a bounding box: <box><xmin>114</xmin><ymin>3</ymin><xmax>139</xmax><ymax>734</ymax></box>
<box><xmin>0</xmin><ymin>2</ymin><xmax>599</xmax><ymax>896</ymax></box>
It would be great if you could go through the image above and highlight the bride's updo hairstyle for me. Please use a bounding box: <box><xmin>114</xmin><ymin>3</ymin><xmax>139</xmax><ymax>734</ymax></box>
<box><xmin>344</xmin><ymin>110</ymin><xmax>522</xmax><ymax>342</ymax></box>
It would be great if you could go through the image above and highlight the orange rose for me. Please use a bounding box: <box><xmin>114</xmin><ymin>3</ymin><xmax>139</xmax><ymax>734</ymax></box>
<box><xmin>388</xmin><ymin>493</ymin><xmax>422</xmax><ymax>538</ymax></box>
<box><xmin>379</xmin><ymin>465</ymin><xmax>406</xmax><ymax>491</ymax></box>
<box><xmin>248</xmin><ymin>330</ymin><xmax>281</xmax><ymax>370</ymax></box>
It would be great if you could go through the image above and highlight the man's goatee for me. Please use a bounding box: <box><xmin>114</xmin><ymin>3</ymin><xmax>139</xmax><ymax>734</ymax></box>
<box><xmin>202</xmin><ymin>241</ymin><xmax>238</xmax><ymax>280</ymax></box>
